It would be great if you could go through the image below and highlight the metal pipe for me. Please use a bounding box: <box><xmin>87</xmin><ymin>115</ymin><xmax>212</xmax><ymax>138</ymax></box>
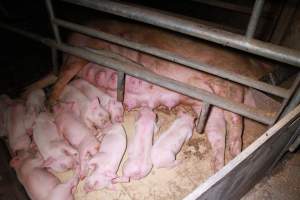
<box><xmin>279</xmin><ymin>80</ymin><xmax>300</xmax><ymax>119</ymax></box>
<box><xmin>61</xmin><ymin>0</ymin><xmax>300</xmax><ymax>67</ymax></box>
<box><xmin>196</xmin><ymin>102</ymin><xmax>211</xmax><ymax>134</ymax></box>
<box><xmin>246</xmin><ymin>0</ymin><xmax>265</xmax><ymax>39</ymax></box>
<box><xmin>191</xmin><ymin>0</ymin><xmax>252</xmax><ymax>15</ymax></box>
<box><xmin>45</xmin><ymin>0</ymin><xmax>61</xmax><ymax>74</ymax></box>
<box><xmin>0</xmin><ymin>23</ymin><xmax>275</xmax><ymax>125</ymax></box>
<box><xmin>117</xmin><ymin>71</ymin><xmax>125</xmax><ymax>102</ymax></box>
<box><xmin>53</xmin><ymin>18</ymin><xmax>289</xmax><ymax>98</ymax></box>
<box><xmin>274</xmin><ymin>73</ymin><xmax>300</xmax><ymax>122</ymax></box>
<box><xmin>45</xmin><ymin>0</ymin><xmax>61</xmax><ymax>43</ymax></box>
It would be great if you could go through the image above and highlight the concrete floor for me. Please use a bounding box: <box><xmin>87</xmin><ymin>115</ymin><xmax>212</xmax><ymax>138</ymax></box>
<box><xmin>242</xmin><ymin>149</ymin><xmax>300</xmax><ymax>200</ymax></box>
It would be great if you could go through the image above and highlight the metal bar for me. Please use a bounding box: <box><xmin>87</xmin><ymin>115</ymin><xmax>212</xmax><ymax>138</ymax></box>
<box><xmin>196</xmin><ymin>102</ymin><xmax>211</xmax><ymax>134</ymax></box>
<box><xmin>269</xmin><ymin>0</ymin><xmax>298</xmax><ymax>44</ymax></box>
<box><xmin>53</xmin><ymin>18</ymin><xmax>289</xmax><ymax>98</ymax></box>
<box><xmin>45</xmin><ymin>0</ymin><xmax>61</xmax><ymax>43</ymax></box>
<box><xmin>246</xmin><ymin>0</ymin><xmax>265</xmax><ymax>39</ymax></box>
<box><xmin>191</xmin><ymin>0</ymin><xmax>252</xmax><ymax>15</ymax></box>
<box><xmin>45</xmin><ymin>0</ymin><xmax>61</xmax><ymax>74</ymax></box>
<box><xmin>280</xmin><ymin>82</ymin><xmax>300</xmax><ymax>118</ymax></box>
<box><xmin>274</xmin><ymin>73</ymin><xmax>300</xmax><ymax>122</ymax></box>
<box><xmin>117</xmin><ymin>71</ymin><xmax>125</xmax><ymax>102</ymax></box>
<box><xmin>0</xmin><ymin>23</ymin><xmax>275</xmax><ymax>125</ymax></box>
<box><xmin>61</xmin><ymin>0</ymin><xmax>300</xmax><ymax>67</ymax></box>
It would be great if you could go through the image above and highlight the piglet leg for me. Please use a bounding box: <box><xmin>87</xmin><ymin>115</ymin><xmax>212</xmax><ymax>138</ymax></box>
<box><xmin>205</xmin><ymin>107</ymin><xmax>226</xmax><ymax>172</ymax></box>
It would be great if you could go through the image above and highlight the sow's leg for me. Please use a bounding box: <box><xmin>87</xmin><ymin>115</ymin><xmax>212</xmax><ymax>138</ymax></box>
<box><xmin>205</xmin><ymin>106</ymin><xmax>226</xmax><ymax>172</ymax></box>
<box><xmin>49</xmin><ymin>56</ymin><xmax>88</xmax><ymax>105</ymax></box>
<box><xmin>224</xmin><ymin>85</ymin><xmax>244</xmax><ymax>159</ymax></box>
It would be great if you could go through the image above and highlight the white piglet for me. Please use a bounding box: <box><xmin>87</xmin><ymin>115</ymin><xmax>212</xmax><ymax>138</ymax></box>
<box><xmin>84</xmin><ymin>123</ymin><xmax>126</xmax><ymax>192</ymax></box>
<box><xmin>151</xmin><ymin>112</ymin><xmax>194</xmax><ymax>168</ymax></box>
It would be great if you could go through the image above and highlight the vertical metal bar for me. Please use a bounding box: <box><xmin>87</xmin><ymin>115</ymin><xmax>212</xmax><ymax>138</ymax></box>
<box><xmin>273</xmin><ymin>73</ymin><xmax>300</xmax><ymax>122</ymax></box>
<box><xmin>45</xmin><ymin>0</ymin><xmax>61</xmax><ymax>74</ymax></box>
<box><xmin>280</xmin><ymin>83</ymin><xmax>300</xmax><ymax>119</ymax></box>
<box><xmin>246</xmin><ymin>0</ymin><xmax>265</xmax><ymax>39</ymax></box>
<box><xmin>117</xmin><ymin>71</ymin><xmax>125</xmax><ymax>102</ymax></box>
<box><xmin>196</xmin><ymin>102</ymin><xmax>211</xmax><ymax>134</ymax></box>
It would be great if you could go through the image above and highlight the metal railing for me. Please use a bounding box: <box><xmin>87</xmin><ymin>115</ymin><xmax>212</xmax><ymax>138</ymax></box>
<box><xmin>0</xmin><ymin>0</ymin><xmax>300</xmax><ymax>128</ymax></box>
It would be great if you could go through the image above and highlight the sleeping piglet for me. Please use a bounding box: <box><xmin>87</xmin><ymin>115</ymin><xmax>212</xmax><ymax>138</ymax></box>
<box><xmin>24</xmin><ymin>89</ymin><xmax>46</xmax><ymax>134</ymax></box>
<box><xmin>84</xmin><ymin>123</ymin><xmax>126</xmax><ymax>192</ymax></box>
<box><xmin>54</xmin><ymin>111</ymin><xmax>100</xmax><ymax>178</ymax></box>
<box><xmin>115</xmin><ymin>107</ymin><xmax>156</xmax><ymax>182</ymax></box>
<box><xmin>32</xmin><ymin>112</ymin><xmax>78</xmax><ymax>172</ymax></box>
<box><xmin>59</xmin><ymin>85</ymin><xmax>110</xmax><ymax>129</ymax></box>
<box><xmin>71</xmin><ymin>79</ymin><xmax>124</xmax><ymax>123</ymax></box>
<box><xmin>151</xmin><ymin>112</ymin><xmax>194</xmax><ymax>168</ymax></box>
<box><xmin>10</xmin><ymin>150</ymin><xmax>78</xmax><ymax>200</ymax></box>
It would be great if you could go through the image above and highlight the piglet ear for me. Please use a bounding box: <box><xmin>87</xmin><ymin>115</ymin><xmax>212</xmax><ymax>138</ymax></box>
<box><xmin>10</xmin><ymin>157</ymin><xmax>21</xmax><ymax>168</ymax></box>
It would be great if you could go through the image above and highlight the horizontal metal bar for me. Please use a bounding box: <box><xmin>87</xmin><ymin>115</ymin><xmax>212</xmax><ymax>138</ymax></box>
<box><xmin>0</xmin><ymin>23</ymin><xmax>275</xmax><ymax>125</ymax></box>
<box><xmin>246</xmin><ymin>0</ymin><xmax>265</xmax><ymax>39</ymax></box>
<box><xmin>61</xmin><ymin>0</ymin><xmax>300</xmax><ymax>67</ymax></box>
<box><xmin>191</xmin><ymin>0</ymin><xmax>252</xmax><ymax>15</ymax></box>
<box><xmin>53</xmin><ymin>18</ymin><xmax>289</xmax><ymax>98</ymax></box>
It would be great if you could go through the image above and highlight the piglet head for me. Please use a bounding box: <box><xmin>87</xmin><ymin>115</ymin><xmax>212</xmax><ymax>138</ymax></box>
<box><xmin>87</xmin><ymin>98</ymin><xmax>110</xmax><ymax>128</ymax></box>
<box><xmin>108</xmin><ymin>99</ymin><xmax>124</xmax><ymax>123</ymax></box>
<box><xmin>84</xmin><ymin>172</ymin><xmax>116</xmax><ymax>192</ymax></box>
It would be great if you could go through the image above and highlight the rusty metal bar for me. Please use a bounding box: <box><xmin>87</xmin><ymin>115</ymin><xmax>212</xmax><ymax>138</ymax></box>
<box><xmin>246</xmin><ymin>0</ymin><xmax>265</xmax><ymax>39</ymax></box>
<box><xmin>0</xmin><ymin>23</ymin><xmax>275</xmax><ymax>125</ymax></box>
<box><xmin>196</xmin><ymin>102</ymin><xmax>211</xmax><ymax>134</ymax></box>
<box><xmin>53</xmin><ymin>18</ymin><xmax>290</xmax><ymax>98</ymax></box>
<box><xmin>61</xmin><ymin>0</ymin><xmax>300</xmax><ymax>67</ymax></box>
<box><xmin>45</xmin><ymin>0</ymin><xmax>61</xmax><ymax>74</ymax></box>
<box><xmin>117</xmin><ymin>71</ymin><xmax>125</xmax><ymax>102</ymax></box>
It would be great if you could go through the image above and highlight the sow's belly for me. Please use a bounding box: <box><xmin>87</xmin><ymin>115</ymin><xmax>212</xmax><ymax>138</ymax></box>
<box><xmin>68</xmin><ymin>19</ymin><xmax>271</xmax><ymax>111</ymax></box>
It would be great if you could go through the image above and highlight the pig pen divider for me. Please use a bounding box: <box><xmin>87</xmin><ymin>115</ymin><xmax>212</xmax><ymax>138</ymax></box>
<box><xmin>52</xmin><ymin>0</ymin><xmax>300</xmax><ymax>123</ymax></box>
<box><xmin>0</xmin><ymin>22</ymin><xmax>276</xmax><ymax>125</ymax></box>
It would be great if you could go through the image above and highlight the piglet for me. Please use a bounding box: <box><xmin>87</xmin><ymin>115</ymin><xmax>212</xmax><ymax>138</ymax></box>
<box><xmin>54</xmin><ymin>111</ymin><xmax>100</xmax><ymax>178</ymax></box>
<box><xmin>32</xmin><ymin>112</ymin><xmax>78</xmax><ymax>172</ymax></box>
<box><xmin>24</xmin><ymin>89</ymin><xmax>46</xmax><ymax>134</ymax></box>
<box><xmin>115</xmin><ymin>107</ymin><xmax>156</xmax><ymax>183</ymax></box>
<box><xmin>59</xmin><ymin>85</ymin><xmax>110</xmax><ymax>129</ymax></box>
<box><xmin>6</xmin><ymin>103</ymin><xmax>31</xmax><ymax>154</ymax></box>
<box><xmin>71</xmin><ymin>79</ymin><xmax>124</xmax><ymax>123</ymax></box>
<box><xmin>10</xmin><ymin>150</ymin><xmax>78</xmax><ymax>200</ymax></box>
<box><xmin>151</xmin><ymin>112</ymin><xmax>194</xmax><ymax>168</ymax></box>
<box><xmin>84</xmin><ymin>123</ymin><xmax>126</xmax><ymax>192</ymax></box>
